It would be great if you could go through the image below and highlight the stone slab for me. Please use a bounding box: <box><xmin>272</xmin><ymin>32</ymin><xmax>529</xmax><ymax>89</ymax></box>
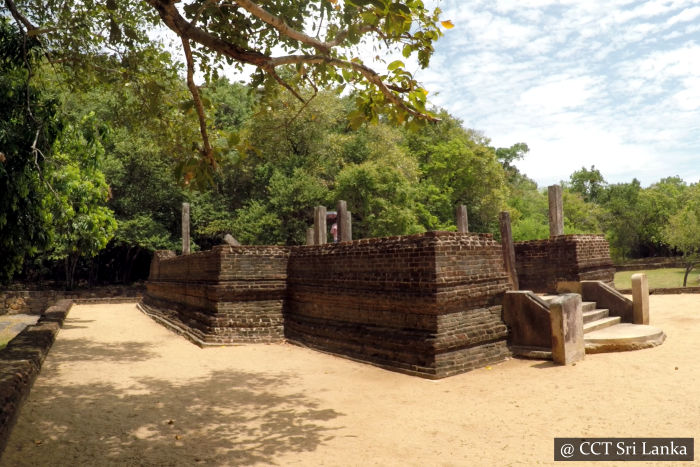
<box><xmin>585</xmin><ymin>323</ymin><xmax>666</xmax><ymax>353</ymax></box>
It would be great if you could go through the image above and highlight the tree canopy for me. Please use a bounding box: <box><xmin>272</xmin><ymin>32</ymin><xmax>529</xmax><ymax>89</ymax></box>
<box><xmin>4</xmin><ymin>0</ymin><xmax>450</xmax><ymax>174</ymax></box>
<box><xmin>0</xmin><ymin>17</ymin><xmax>58</xmax><ymax>283</ymax></box>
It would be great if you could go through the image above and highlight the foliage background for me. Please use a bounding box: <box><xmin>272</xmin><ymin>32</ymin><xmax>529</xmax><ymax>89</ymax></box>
<box><xmin>1</xmin><ymin>8</ymin><xmax>699</xmax><ymax>288</ymax></box>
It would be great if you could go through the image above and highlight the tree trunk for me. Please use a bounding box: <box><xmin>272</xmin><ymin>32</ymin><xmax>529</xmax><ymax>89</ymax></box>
<box><xmin>683</xmin><ymin>263</ymin><xmax>694</xmax><ymax>287</ymax></box>
<box><xmin>88</xmin><ymin>256</ymin><xmax>98</xmax><ymax>287</ymax></box>
<box><xmin>65</xmin><ymin>254</ymin><xmax>79</xmax><ymax>290</ymax></box>
<box><xmin>123</xmin><ymin>247</ymin><xmax>140</xmax><ymax>284</ymax></box>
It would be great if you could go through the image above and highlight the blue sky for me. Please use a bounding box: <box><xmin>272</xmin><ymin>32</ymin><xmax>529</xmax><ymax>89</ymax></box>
<box><xmin>185</xmin><ymin>1</ymin><xmax>700</xmax><ymax>188</ymax></box>
<box><xmin>412</xmin><ymin>0</ymin><xmax>700</xmax><ymax>187</ymax></box>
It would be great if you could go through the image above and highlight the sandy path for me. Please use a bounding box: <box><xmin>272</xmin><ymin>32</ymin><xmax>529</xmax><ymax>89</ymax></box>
<box><xmin>2</xmin><ymin>296</ymin><xmax>699</xmax><ymax>466</ymax></box>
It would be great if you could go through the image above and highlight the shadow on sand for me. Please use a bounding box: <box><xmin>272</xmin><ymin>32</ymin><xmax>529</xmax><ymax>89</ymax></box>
<box><xmin>3</xmin><ymin>336</ymin><xmax>344</xmax><ymax>466</ymax></box>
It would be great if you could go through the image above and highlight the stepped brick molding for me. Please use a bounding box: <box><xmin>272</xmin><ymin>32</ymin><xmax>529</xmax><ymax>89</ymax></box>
<box><xmin>143</xmin><ymin>245</ymin><xmax>290</xmax><ymax>345</ymax></box>
<box><xmin>514</xmin><ymin>235</ymin><xmax>615</xmax><ymax>293</ymax></box>
<box><xmin>143</xmin><ymin>232</ymin><xmax>513</xmax><ymax>378</ymax></box>
<box><xmin>285</xmin><ymin>232</ymin><xmax>511</xmax><ymax>378</ymax></box>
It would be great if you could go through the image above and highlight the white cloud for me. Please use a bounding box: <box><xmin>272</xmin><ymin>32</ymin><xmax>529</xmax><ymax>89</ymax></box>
<box><xmin>418</xmin><ymin>0</ymin><xmax>700</xmax><ymax>186</ymax></box>
<box><xmin>518</xmin><ymin>76</ymin><xmax>601</xmax><ymax>113</ymax></box>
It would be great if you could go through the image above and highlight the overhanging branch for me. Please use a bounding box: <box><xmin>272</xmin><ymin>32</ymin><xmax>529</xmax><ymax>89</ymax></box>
<box><xmin>146</xmin><ymin>0</ymin><xmax>438</xmax><ymax>124</ymax></box>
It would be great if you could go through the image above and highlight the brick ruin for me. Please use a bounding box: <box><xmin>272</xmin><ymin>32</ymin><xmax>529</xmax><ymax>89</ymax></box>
<box><xmin>514</xmin><ymin>235</ymin><xmax>615</xmax><ymax>293</ymax></box>
<box><xmin>142</xmin><ymin>246</ymin><xmax>290</xmax><ymax>344</ymax></box>
<box><xmin>142</xmin><ymin>231</ymin><xmax>614</xmax><ymax>379</ymax></box>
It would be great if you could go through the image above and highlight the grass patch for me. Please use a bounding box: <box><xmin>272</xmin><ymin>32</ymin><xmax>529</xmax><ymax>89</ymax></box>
<box><xmin>615</xmin><ymin>268</ymin><xmax>700</xmax><ymax>289</ymax></box>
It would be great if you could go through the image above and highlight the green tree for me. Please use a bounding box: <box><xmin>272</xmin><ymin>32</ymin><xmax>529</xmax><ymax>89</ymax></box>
<box><xmin>599</xmin><ymin>179</ymin><xmax>646</xmax><ymax>260</ymax></box>
<box><xmin>664</xmin><ymin>200</ymin><xmax>700</xmax><ymax>286</ymax></box>
<box><xmin>45</xmin><ymin>114</ymin><xmax>117</xmax><ymax>289</ymax></box>
<box><xmin>568</xmin><ymin>165</ymin><xmax>606</xmax><ymax>203</ymax></box>
<box><xmin>6</xmin><ymin>0</ymin><xmax>448</xmax><ymax>178</ymax></box>
<box><xmin>334</xmin><ymin>159</ymin><xmax>423</xmax><ymax>238</ymax></box>
<box><xmin>495</xmin><ymin>142</ymin><xmax>529</xmax><ymax>181</ymax></box>
<box><xmin>405</xmin><ymin>112</ymin><xmax>508</xmax><ymax>233</ymax></box>
<box><xmin>0</xmin><ymin>17</ymin><xmax>58</xmax><ymax>283</ymax></box>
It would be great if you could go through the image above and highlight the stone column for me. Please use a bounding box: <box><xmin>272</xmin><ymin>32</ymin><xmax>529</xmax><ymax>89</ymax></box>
<box><xmin>550</xmin><ymin>293</ymin><xmax>585</xmax><ymax>365</ymax></box>
<box><xmin>499</xmin><ymin>211</ymin><xmax>519</xmax><ymax>290</ymax></box>
<box><xmin>337</xmin><ymin>200</ymin><xmax>352</xmax><ymax>242</ymax></box>
<box><xmin>548</xmin><ymin>184</ymin><xmax>564</xmax><ymax>238</ymax></box>
<box><xmin>181</xmin><ymin>202</ymin><xmax>190</xmax><ymax>255</ymax></box>
<box><xmin>314</xmin><ymin>206</ymin><xmax>327</xmax><ymax>245</ymax></box>
<box><xmin>456</xmin><ymin>205</ymin><xmax>469</xmax><ymax>233</ymax></box>
<box><xmin>306</xmin><ymin>227</ymin><xmax>315</xmax><ymax>246</ymax></box>
<box><xmin>631</xmin><ymin>273</ymin><xmax>650</xmax><ymax>325</ymax></box>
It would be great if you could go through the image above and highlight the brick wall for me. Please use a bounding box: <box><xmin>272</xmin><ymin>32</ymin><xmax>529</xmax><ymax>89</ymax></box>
<box><xmin>143</xmin><ymin>245</ymin><xmax>290</xmax><ymax>345</ymax></box>
<box><xmin>143</xmin><ymin>233</ymin><xmax>512</xmax><ymax>378</ymax></box>
<box><xmin>284</xmin><ymin>232</ymin><xmax>511</xmax><ymax>378</ymax></box>
<box><xmin>0</xmin><ymin>285</ymin><xmax>144</xmax><ymax>316</ymax></box>
<box><xmin>514</xmin><ymin>235</ymin><xmax>615</xmax><ymax>293</ymax></box>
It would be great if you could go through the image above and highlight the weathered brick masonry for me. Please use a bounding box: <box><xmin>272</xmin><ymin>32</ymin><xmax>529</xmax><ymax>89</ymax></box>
<box><xmin>143</xmin><ymin>232</ymin><xmax>512</xmax><ymax>378</ymax></box>
<box><xmin>514</xmin><ymin>235</ymin><xmax>615</xmax><ymax>293</ymax></box>
<box><xmin>0</xmin><ymin>285</ymin><xmax>143</xmax><ymax>316</ymax></box>
<box><xmin>285</xmin><ymin>232</ymin><xmax>511</xmax><ymax>378</ymax></box>
<box><xmin>143</xmin><ymin>245</ymin><xmax>290</xmax><ymax>344</ymax></box>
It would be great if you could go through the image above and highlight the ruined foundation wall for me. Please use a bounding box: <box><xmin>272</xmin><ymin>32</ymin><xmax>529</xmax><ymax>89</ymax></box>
<box><xmin>143</xmin><ymin>232</ymin><xmax>512</xmax><ymax>378</ymax></box>
<box><xmin>284</xmin><ymin>232</ymin><xmax>512</xmax><ymax>378</ymax></box>
<box><xmin>514</xmin><ymin>235</ymin><xmax>615</xmax><ymax>293</ymax></box>
<box><xmin>143</xmin><ymin>245</ymin><xmax>290</xmax><ymax>344</ymax></box>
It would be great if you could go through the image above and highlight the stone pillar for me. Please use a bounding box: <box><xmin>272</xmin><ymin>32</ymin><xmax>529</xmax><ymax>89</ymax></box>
<box><xmin>314</xmin><ymin>206</ymin><xmax>327</xmax><ymax>245</ymax></box>
<box><xmin>306</xmin><ymin>227</ymin><xmax>315</xmax><ymax>246</ymax></box>
<box><xmin>499</xmin><ymin>211</ymin><xmax>519</xmax><ymax>290</ymax></box>
<box><xmin>550</xmin><ymin>293</ymin><xmax>584</xmax><ymax>365</ymax></box>
<box><xmin>631</xmin><ymin>273</ymin><xmax>650</xmax><ymax>325</ymax></box>
<box><xmin>456</xmin><ymin>205</ymin><xmax>469</xmax><ymax>233</ymax></box>
<box><xmin>181</xmin><ymin>202</ymin><xmax>190</xmax><ymax>255</ymax></box>
<box><xmin>337</xmin><ymin>201</ymin><xmax>352</xmax><ymax>242</ymax></box>
<box><xmin>548</xmin><ymin>185</ymin><xmax>564</xmax><ymax>238</ymax></box>
<box><xmin>223</xmin><ymin>234</ymin><xmax>241</xmax><ymax>246</ymax></box>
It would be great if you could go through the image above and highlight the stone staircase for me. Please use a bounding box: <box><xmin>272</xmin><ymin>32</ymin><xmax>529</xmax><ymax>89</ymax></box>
<box><xmin>540</xmin><ymin>295</ymin><xmax>665</xmax><ymax>353</ymax></box>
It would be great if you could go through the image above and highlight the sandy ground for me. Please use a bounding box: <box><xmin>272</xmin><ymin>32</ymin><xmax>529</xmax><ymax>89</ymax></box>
<box><xmin>2</xmin><ymin>296</ymin><xmax>699</xmax><ymax>466</ymax></box>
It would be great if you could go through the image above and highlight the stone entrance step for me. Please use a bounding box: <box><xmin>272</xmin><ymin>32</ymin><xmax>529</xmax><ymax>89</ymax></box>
<box><xmin>583</xmin><ymin>307</ymin><xmax>609</xmax><ymax>323</ymax></box>
<box><xmin>585</xmin><ymin>323</ymin><xmax>666</xmax><ymax>353</ymax></box>
<box><xmin>536</xmin><ymin>292</ymin><xmax>666</xmax><ymax>356</ymax></box>
<box><xmin>583</xmin><ymin>315</ymin><xmax>620</xmax><ymax>333</ymax></box>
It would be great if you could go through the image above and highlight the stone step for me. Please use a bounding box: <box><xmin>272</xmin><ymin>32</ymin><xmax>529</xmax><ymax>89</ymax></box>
<box><xmin>583</xmin><ymin>308</ymin><xmax>609</xmax><ymax>324</ymax></box>
<box><xmin>539</xmin><ymin>297</ymin><xmax>596</xmax><ymax>310</ymax></box>
<box><xmin>583</xmin><ymin>316</ymin><xmax>621</xmax><ymax>333</ymax></box>
<box><xmin>585</xmin><ymin>323</ymin><xmax>666</xmax><ymax>353</ymax></box>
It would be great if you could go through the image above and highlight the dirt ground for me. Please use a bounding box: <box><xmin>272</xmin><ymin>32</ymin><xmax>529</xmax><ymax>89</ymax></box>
<box><xmin>2</xmin><ymin>296</ymin><xmax>699</xmax><ymax>466</ymax></box>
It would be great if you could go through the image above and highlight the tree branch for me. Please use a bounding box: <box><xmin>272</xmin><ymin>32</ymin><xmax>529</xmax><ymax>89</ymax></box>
<box><xmin>145</xmin><ymin>0</ymin><xmax>438</xmax><ymax>123</ymax></box>
<box><xmin>181</xmin><ymin>36</ymin><xmax>216</xmax><ymax>167</ymax></box>
<box><xmin>3</xmin><ymin>0</ymin><xmax>38</xmax><ymax>32</ymax></box>
<box><xmin>269</xmin><ymin>54</ymin><xmax>438</xmax><ymax>122</ymax></box>
<box><xmin>232</xmin><ymin>0</ymin><xmax>332</xmax><ymax>54</ymax></box>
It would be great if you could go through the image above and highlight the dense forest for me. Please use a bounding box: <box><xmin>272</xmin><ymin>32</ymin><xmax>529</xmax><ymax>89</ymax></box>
<box><xmin>1</xmin><ymin>15</ymin><xmax>699</xmax><ymax>289</ymax></box>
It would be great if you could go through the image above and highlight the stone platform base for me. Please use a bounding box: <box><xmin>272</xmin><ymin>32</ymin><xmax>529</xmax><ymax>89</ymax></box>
<box><xmin>137</xmin><ymin>301</ymin><xmax>284</xmax><ymax>347</ymax></box>
<box><xmin>585</xmin><ymin>323</ymin><xmax>666</xmax><ymax>353</ymax></box>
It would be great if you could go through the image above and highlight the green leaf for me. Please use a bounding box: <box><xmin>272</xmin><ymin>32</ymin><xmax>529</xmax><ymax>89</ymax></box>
<box><xmin>387</xmin><ymin>60</ymin><xmax>404</xmax><ymax>71</ymax></box>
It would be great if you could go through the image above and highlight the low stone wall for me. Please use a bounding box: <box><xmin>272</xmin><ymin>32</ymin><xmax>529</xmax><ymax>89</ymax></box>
<box><xmin>615</xmin><ymin>257</ymin><xmax>685</xmax><ymax>271</ymax></box>
<box><xmin>0</xmin><ymin>285</ymin><xmax>144</xmax><ymax>316</ymax></box>
<box><xmin>617</xmin><ymin>286</ymin><xmax>700</xmax><ymax>295</ymax></box>
<box><xmin>0</xmin><ymin>299</ymin><xmax>72</xmax><ymax>454</ymax></box>
<box><xmin>515</xmin><ymin>235</ymin><xmax>615</xmax><ymax>293</ymax></box>
<box><xmin>142</xmin><ymin>245</ymin><xmax>290</xmax><ymax>345</ymax></box>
